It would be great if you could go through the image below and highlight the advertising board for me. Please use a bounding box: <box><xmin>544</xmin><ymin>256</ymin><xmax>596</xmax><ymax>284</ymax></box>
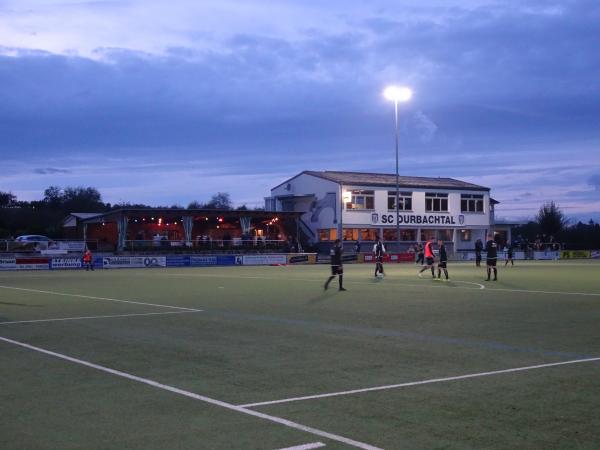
<box><xmin>102</xmin><ymin>256</ymin><xmax>167</xmax><ymax>268</ymax></box>
<box><xmin>0</xmin><ymin>257</ymin><xmax>16</xmax><ymax>270</ymax></box>
<box><xmin>560</xmin><ymin>250</ymin><xmax>591</xmax><ymax>259</ymax></box>
<box><xmin>239</xmin><ymin>255</ymin><xmax>288</xmax><ymax>265</ymax></box>
<box><xmin>15</xmin><ymin>257</ymin><xmax>50</xmax><ymax>270</ymax></box>
<box><xmin>51</xmin><ymin>258</ymin><xmax>82</xmax><ymax>269</ymax></box>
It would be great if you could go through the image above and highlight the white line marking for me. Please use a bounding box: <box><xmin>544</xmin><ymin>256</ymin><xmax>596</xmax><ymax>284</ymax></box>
<box><xmin>155</xmin><ymin>272</ymin><xmax>600</xmax><ymax>297</ymax></box>
<box><xmin>239</xmin><ymin>356</ymin><xmax>600</xmax><ymax>408</ymax></box>
<box><xmin>276</xmin><ymin>442</ymin><xmax>326</xmax><ymax>450</ymax></box>
<box><xmin>0</xmin><ymin>285</ymin><xmax>202</xmax><ymax>312</ymax></box>
<box><xmin>485</xmin><ymin>287</ymin><xmax>600</xmax><ymax>297</ymax></box>
<box><xmin>452</xmin><ymin>281</ymin><xmax>485</xmax><ymax>290</ymax></box>
<box><xmin>0</xmin><ymin>310</ymin><xmax>202</xmax><ymax>325</ymax></box>
<box><xmin>0</xmin><ymin>336</ymin><xmax>382</xmax><ymax>450</ymax></box>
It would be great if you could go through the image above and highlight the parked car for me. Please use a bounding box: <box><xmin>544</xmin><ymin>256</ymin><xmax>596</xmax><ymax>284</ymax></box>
<box><xmin>13</xmin><ymin>235</ymin><xmax>54</xmax><ymax>251</ymax></box>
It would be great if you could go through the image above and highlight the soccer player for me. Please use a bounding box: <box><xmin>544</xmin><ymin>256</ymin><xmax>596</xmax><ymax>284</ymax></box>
<box><xmin>324</xmin><ymin>239</ymin><xmax>346</xmax><ymax>291</ymax></box>
<box><xmin>437</xmin><ymin>239</ymin><xmax>449</xmax><ymax>280</ymax></box>
<box><xmin>475</xmin><ymin>238</ymin><xmax>483</xmax><ymax>267</ymax></box>
<box><xmin>415</xmin><ymin>242</ymin><xmax>424</xmax><ymax>265</ymax></box>
<box><xmin>82</xmin><ymin>248</ymin><xmax>94</xmax><ymax>271</ymax></box>
<box><xmin>485</xmin><ymin>234</ymin><xmax>498</xmax><ymax>281</ymax></box>
<box><xmin>372</xmin><ymin>236</ymin><xmax>386</xmax><ymax>277</ymax></box>
<box><xmin>418</xmin><ymin>237</ymin><xmax>436</xmax><ymax>278</ymax></box>
<box><xmin>505</xmin><ymin>243</ymin><xmax>514</xmax><ymax>266</ymax></box>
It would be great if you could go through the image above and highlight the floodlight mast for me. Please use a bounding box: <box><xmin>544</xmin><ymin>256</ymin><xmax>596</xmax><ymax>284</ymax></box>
<box><xmin>383</xmin><ymin>85</ymin><xmax>412</xmax><ymax>248</ymax></box>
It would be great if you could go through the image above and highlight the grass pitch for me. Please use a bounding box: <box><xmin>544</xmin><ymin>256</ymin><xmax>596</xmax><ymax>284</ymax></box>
<box><xmin>1</xmin><ymin>260</ymin><xmax>599</xmax><ymax>449</ymax></box>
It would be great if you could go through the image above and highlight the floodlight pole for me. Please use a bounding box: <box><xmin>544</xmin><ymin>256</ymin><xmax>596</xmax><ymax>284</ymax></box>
<box><xmin>394</xmin><ymin>99</ymin><xmax>400</xmax><ymax>249</ymax></box>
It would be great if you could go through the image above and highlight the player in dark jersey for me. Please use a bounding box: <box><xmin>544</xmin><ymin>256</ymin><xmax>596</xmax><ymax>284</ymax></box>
<box><xmin>485</xmin><ymin>234</ymin><xmax>498</xmax><ymax>281</ymax></box>
<box><xmin>475</xmin><ymin>239</ymin><xmax>483</xmax><ymax>267</ymax></box>
<box><xmin>415</xmin><ymin>242</ymin><xmax>424</xmax><ymax>265</ymax></box>
<box><xmin>418</xmin><ymin>237</ymin><xmax>436</xmax><ymax>278</ymax></box>
<box><xmin>505</xmin><ymin>243</ymin><xmax>514</xmax><ymax>266</ymax></box>
<box><xmin>373</xmin><ymin>237</ymin><xmax>386</xmax><ymax>277</ymax></box>
<box><xmin>324</xmin><ymin>239</ymin><xmax>346</xmax><ymax>291</ymax></box>
<box><xmin>436</xmin><ymin>239</ymin><xmax>449</xmax><ymax>280</ymax></box>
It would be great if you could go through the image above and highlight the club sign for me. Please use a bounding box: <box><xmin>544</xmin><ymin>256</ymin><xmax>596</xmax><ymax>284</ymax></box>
<box><xmin>371</xmin><ymin>214</ymin><xmax>459</xmax><ymax>225</ymax></box>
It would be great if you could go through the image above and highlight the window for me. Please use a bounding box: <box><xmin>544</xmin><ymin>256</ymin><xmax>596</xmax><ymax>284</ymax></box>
<box><xmin>425</xmin><ymin>193</ymin><xmax>448</xmax><ymax>212</ymax></box>
<box><xmin>387</xmin><ymin>229</ymin><xmax>417</xmax><ymax>241</ymax></box>
<box><xmin>420</xmin><ymin>229</ymin><xmax>453</xmax><ymax>241</ymax></box>
<box><xmin>319</xmin><ymin>228</ymin><xmax>337</xmax><ymax>241</ymax></box>
<box><xmin>460</xmin><ymin>229</ymin><xmax>472</xmax><ymax>241</ymax></box>
<box><xmin>360</xmin><ymin>228</ymin><xmax>378</xmax><ymax>241</ymax></box>
<box><xmin>461</xmin><ymin>194</ymin><xmax>484</xmax><ymax>213</ymax></box>
<box><xmin>438</xmin><ymin>229</ymin><xmax>453</xmax><ymax>241</ymax></box>
<box><xmin>343</xmin><ymin>228</ymin><xmax>359</xmax><ymax>241</ymax></box>
<box><xmin>387</xmin><ymin>191</ymin><xmax>413</xmax><ymax>210</ymax></box>
<box><xmin>346</xmin><ymin>190</ymin><xmax>375</xmax><ymax>210</ymax></box>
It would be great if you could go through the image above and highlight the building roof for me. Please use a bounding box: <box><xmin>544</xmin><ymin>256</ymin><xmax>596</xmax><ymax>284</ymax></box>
<box><xmin>273</xmin><ymin>170</ymin><xmax>490</xmax><ymax>191</ymax></box>
<box><xmin>71</xmin><ymin>208</ymin><xmax>301</xmax><ymax>224</ymax></box>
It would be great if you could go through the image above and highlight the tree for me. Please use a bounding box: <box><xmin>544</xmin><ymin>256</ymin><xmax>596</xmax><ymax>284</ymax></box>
<box><xmin>62</xmin><ymin>187</ymin><xmax>104</xmax><ymax>212</ymax></box>
<box><xmin>536</xmin><ymin>201</ymin><xmax>568</xmax><ymax>236</ymax></box>
<box><xmin>187</xmin><ymin>201</ymin><xmax>204</xmax><ymax>209</ymax></box>
<box><xmin>204</xmin><ymin>192</ymin><xmax>232</xmax><ymax>210</ymax></box>
<box><xmin>43</xmin><ymin>186</ymin><xmax>62</xmax><ymax>208</ymax></box>
<box><xmin>0</xmin><ymin>191</ymin><xmax>17</xmax><ymax>208</ymax></box>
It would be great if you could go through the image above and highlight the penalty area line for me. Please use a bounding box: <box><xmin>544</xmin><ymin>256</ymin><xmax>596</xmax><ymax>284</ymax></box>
<box><xmin>0</xmin><ymin>285</ymin><xmax>202</xmax><ymax>312</ymax></box>
<box><xmin>0</xmin><ymin>310</ymin><xmax>202</xmax><ymax>325</ymax></box>
<box><xmin>0</xmin><ymin>336</ymin><xmax>382</xmax><ymax>450</ymax></box>
<box><xmin>240</xmin><ymin>356</ymin><xmax>600</xmax><ymax>408</ymax></box>
<box><xmin>275</xmin><ymin>443</ymin><xmax>326</xmax><ymax>450</ymax></box>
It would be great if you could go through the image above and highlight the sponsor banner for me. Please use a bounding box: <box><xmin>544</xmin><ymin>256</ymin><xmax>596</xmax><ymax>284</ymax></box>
<box><xmin>0</xmin><ymin>257</ymin><xmax>16</xmax><ymax>270</ymax></box>
<box><xmin>166</xmin><ymin>255</ymin><xmax>190</xmax><ymax>267</ymax></box>
<box><xmin>239</xmin><ymin>255</ymin><xmax>288</xmax><ymax>265</ymax></box>
<box><xmin>560</xmin><ymin>250</ymin><xmax>591</xmax><ymax>259</ymax></box>
<box><xmin>190</xmin><ymin>256</ymin><xmax>218</xmax><ymax>266</ymax></box>
<box><xmin>15</xmin><ymin>257</ymin><xmax>50</xmax><ymax>270</ymax></box>
<box><xmin>217</xmin><ymin>255</ymin><xmax>236</xmax><ymax>266</ymax></box>
<box><xmin>51</xmin><ymin>258</ymin><xmax>82</xmax><ymax>269</ymax></box>
<box><xmin>363</xmin><ymin>253</ymin><xmax>415</xmax><ymax>263</ymax></box>
<box><xmin>102</xmin><ymin>256</ymin><xmax>167</xmax><ymax>269</ymax></box>
<box><xmin>591</xmin><ymin>250</ymin><xmax>600</xmax><ymax>259</ymax></box>
<box><xmin>288</xmin><ymin>254</ymin><xmax>308</xmax><ymax>264</ymax></box>
<box><xmin>394</xmin><ymin>253</ymin><xmax>416</xmax><ymax>263</ymax></box>
<box><xmin>533</xmin><ymin>251</ymin><xmax>560</xmax><ymax>260</ymax></box>
<box><xmin>287</xmin><ymin>254</ymin><xmax>317</xmax><ymax>265</ymax></box>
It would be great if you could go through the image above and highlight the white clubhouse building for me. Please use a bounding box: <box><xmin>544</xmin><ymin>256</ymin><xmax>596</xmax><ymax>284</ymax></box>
<box><xmin>267</xmin><ymin>171</ymin><xmax>500</xmax><ymax>252</ymax></box>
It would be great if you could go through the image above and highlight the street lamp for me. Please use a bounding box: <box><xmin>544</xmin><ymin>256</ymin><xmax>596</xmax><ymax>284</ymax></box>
<box><xmin>383</xmin><ymin>85</ymin><xmax>412</xmax><ymax>249</ymax></box>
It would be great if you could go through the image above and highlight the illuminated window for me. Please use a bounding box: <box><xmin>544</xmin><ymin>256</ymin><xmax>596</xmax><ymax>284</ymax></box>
<box><xmin>318</xmin><ymin>228</ymin><xmax>338</xmax><ymax>241</ymax></box>
<box><xmin>346</xmin><ymin>190</ymin><xmax>375</xmax><ymax>210</ymax></box>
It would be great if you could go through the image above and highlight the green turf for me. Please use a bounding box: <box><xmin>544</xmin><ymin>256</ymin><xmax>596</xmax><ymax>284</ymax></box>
<box><xmin>1</xmin><ymin>260</ymin><xmax>599</xmax><ymax>449</ymax></box>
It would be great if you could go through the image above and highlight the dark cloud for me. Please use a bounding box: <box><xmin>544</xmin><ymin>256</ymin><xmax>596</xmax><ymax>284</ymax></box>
<box><xmin>1</xmin><ymin>0</ymin><xmax>599</xmax><ymax>216</ymax></box>
<box><xmin>34</xmin><ymin>167</ymin><xmax>71</xmax><ymax>174</ymax></box>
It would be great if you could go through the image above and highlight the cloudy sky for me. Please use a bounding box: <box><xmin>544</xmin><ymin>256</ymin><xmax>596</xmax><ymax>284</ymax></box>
<box><xmin>1</xmin><ymin>0</ymin><xmax>599</xmax><ymax>221</ymax></box>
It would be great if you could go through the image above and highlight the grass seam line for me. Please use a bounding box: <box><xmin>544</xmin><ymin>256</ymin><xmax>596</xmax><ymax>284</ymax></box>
<box><xmin>0</xmin><ymin>310</ymin><xmax>202</xmax><ymax>325</ymax></box>
<box><xmin>154</xmin><ymin>273</ymin><xmax>600</xmax><ymax>297</ymax></box>
<box><xmin>0</xmin><ymin>336</ymin><xmax>382</xmax><ymax>450</ymax></box>
<box><xmin>239</xmin><ymin>356</ymin><xmax>600</xmax><ymax>408</ymax></box>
